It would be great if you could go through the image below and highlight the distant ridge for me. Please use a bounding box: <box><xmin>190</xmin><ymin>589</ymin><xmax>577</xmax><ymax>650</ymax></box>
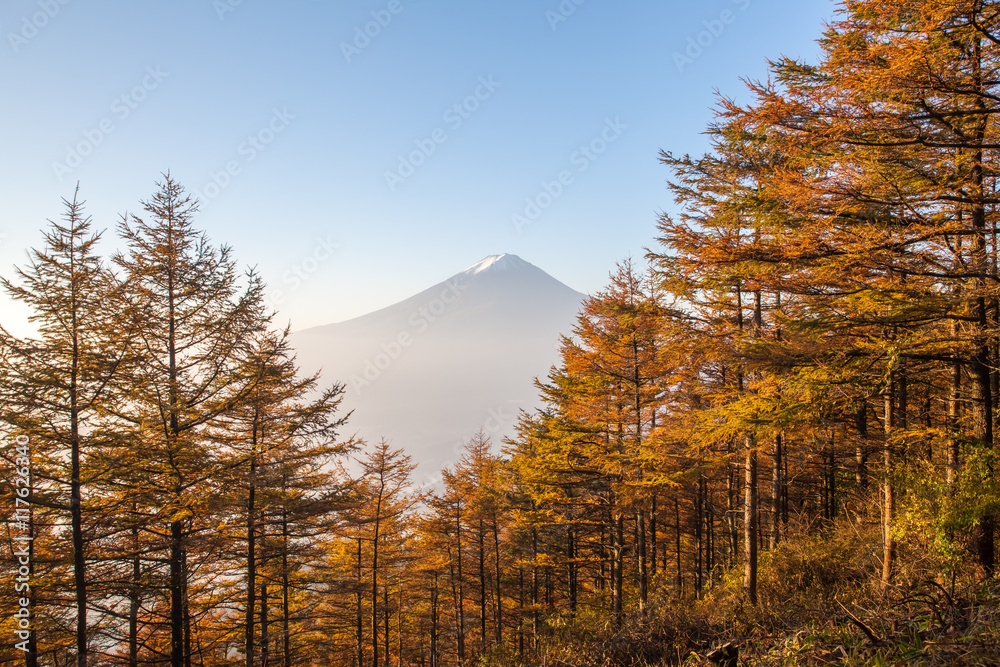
<box><xmin>290</xmin><ymin>254</ymin><xmax>586</xmax><ymax>484</ymax></box>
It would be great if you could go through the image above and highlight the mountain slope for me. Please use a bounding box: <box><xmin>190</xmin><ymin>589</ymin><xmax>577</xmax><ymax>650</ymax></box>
<box><xmin>289</xmin><ymin>254</ymin><xmax>586</xmax><ymax>484</ymax></box>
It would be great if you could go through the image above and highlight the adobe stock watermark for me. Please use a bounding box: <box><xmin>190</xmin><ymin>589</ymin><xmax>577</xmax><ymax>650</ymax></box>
<box><xmin>51</xmin><ymin>66</ymin><xmax>168</xmax><ymax>182</ymax></box>
<box><xmin>191</xmin><ymin>107</ymin><xmax>294</xmax><ymax>205</ymax></box>
<box><xmin>511</xmin><ymin>116</ymin><xmax>627</xmax><ymax>233</ymax></box>
<box><xmin>264</xmin><ymin>235</ymin><xmax>340</xmax><ymax>312</ymax></box>
<box><xmin>340</xmin><ymin>0</ymin><xmax>410</xmax><ymax>63</ymax></box>
<box><xmin>384</xmin><ymin>76</ymin><xmax>501</xmax><ymax>192</ymax></box>
<box><xmin>673</xmin><ymin>0</ymin><xmax>751</xmax><ymax>73</ymax></box>
<box><xmin>213</xmin><ymin>0</ymin><xmax>243</xmax><ymax>20</ymax></box>
<box><xmin>7</xmin><ymin>0</ymin><xmax>71</xmax><ymax>53</ymax></box>
<box><xmin>546</xmin><ymin>0</ymin><xmax>587</xmax><ymax>31</ymax></box>
<box><xmin>10</xmin><ymin>435</ymin><xmax>31</xmax><ymax>652</ymax></box>
<box><xmin>349</xmin><ymin>278</ymin><xmax>468</xmax><ymax>395</ymax></box>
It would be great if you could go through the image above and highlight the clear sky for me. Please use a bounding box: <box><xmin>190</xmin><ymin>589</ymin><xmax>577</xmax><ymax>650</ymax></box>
<box><xmin>0</xmin><ymin>0</ymin><xmax>836</xmax><ymax>335</ymax></box>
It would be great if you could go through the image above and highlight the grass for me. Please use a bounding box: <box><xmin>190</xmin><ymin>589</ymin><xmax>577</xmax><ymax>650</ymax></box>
<box><xmin>495</xmin><ymin>514</ymin><xmax>1000</xmax><ymax>666</ymax></box>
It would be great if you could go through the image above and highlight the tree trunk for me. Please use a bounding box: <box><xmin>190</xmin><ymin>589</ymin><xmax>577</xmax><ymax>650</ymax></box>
<box><xmin>742</xmin><ymin>288</ymin><xmax>760</xmax><ymax>604</ymax></box>
<box><xmin>129</xmin><ymin>501</ymin><xmax>141</xmax><ymax>667</ymax></box>
<box><xmin>260</xmin><ymin>581</ymin><xmax>270</xmax><ymax>667</ymax></box>
<box><xmin>167</xmin><ymin>268</ymin><xmax>187</xmax><ymax>667</ymax></box>
<box><xmin>517</xmin><ymin>567</ymin><xmax>524</xmax><ymax>661</ymax></box>
<box><xmin>674</xmin><ymin>497</ymin><xmax>682</xmax><ymax>596</ymax></box>
<box><xmin>246</xmin><ymin>442</ymin><xmax>257</xmax><ymax>667</ymax></box>
<box><xmin>356</xmin><ymin>539</ymin><xmax>364</xmax><ymax>667</ymax></box>
<box><xmin>396</xmin><ymin>576</ymin><xmax>403</xmax><ymax>667</ymax></box>
<box><xmin>744</xmin><ymin>436</ymin><xmax>758</xmax><ymax>605</ymax></box>
<box><xmin>971</xmin><ymin>35</ymin><xmax>996</xmax><ymax>574</ymax></box>
<box><xmin>26</xmin><ymin>499</ymin><xmax>38</xmax><ymax>667</ymax></box>
<box><xmin>282</xmin><ymin>508</ymin><xmax>291</xmax><ymax>667</ymax></box>
<box><xmin>478</xmin><ymin>518</ymin><xmax>487</xmax><ymax>652</ymax></box>
<box><xmin>71</xmin><ymin>396</ymin><xmax>87</xmax><ymax>667</ymax></box>
<box><xmin>923</xmin><ymin>393</ymin><xmax>934</xmax><ymax>461</ymax></box>
<box><xmin>947</xmin><ymin>346</ymin><xmax>961</xmax><ymax>486</ymax></box>
<box><xmin>455</xmin><ymin>505</ymin><xmax>466</xmax><ymax>663</ymax></box>
<box><xmin>492</xmin><ymin>516</ymin><xmax>502</xmax><ymax>644</ymax></box>
<box><xmin>637</xmin><ymin>508</ymin><xmax>648</xmax><ymax>614</ymax></box>
<box><xmin>170</xmin><ymin>519</ymin><xmax>185</xmax><ymax>667</ymax></box>
<box><xmin>705</xmin><ymin>479</ymin><xmax>714</xmax><ymax>578</ymax></box>
<box><xmin>828</xmin><ymin>446</ymin><xmax>836</xmax><ymax>521</ymax></box>
<box><xmin>695</xmin><ymin>477</ymin><xmax>703</xmax><ymax>596</ymax></box>
<box><xmin>567</xmin><ymin>525</ymin><xmax>577</xmax><ymax>614</ymax></box>
<box><xmin>599</xmin><ymin>522</ymin><xmax>607</xmax><ymax>592</ymax></box>
<box><xmin>770</xmin><ymin>433</ymin><xmax>782</xmax><ymax>549</ymax></box>
<box><xmin>372</xmin><ymin>506</ymin><xmax>382</xmax><ymax>667</ymax></box>
<box><xmin>650</xmin><ymin>494</ymin><xmax>658</xmax><ymax>578</ymax></box>
<box><xmin>531</xmin><ymin>528</ymin><xmax>540</xmax><ymax>642</ymax></box>
<box><xmin>613</xmin><ymin>514</ymin><xmax>623</xmax><ymax>627</ymax></box>
<box><xmin>430</xmin><ymin>573</ymin><xmax>439</xmax><ymax>667</ymax></box>
<box><xmin>384</xmin><ymin>587</ymin><xmax>390</xmax><ymax>667</ymax></box>
<box><xmin>183</xmin><ymin>544</ymin><xmax>193</xmax><ymax>667</ymax></box>
<box><xmin>726</xmin><ymin>447</ymin><xmax>738</xmax><ymax>568</ymax></box>
<box><xmin>882</xmin><ymin>377</ymin><xmax>896</xmax><ymax>588</ymax></box>
<box><xmin>632</xmin><ymin>334</ymin><xmax>648</xmax><ymax>615</ymax></box>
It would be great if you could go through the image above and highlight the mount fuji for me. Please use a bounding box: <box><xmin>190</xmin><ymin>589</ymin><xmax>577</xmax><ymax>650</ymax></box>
<box><xmin>289</xmin><ymin>254</ymin><xmax>586</xmax><ymax>485</ymax></box>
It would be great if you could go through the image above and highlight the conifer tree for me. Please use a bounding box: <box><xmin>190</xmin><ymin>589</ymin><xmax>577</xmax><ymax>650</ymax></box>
<box><xmin>0</xmin><ymin>187</ymin><xmax>135</xmax><ymax>666</ymax></box>
<box><xmin>336</xmin><ymin>439</ymin><xmax>421</xmax><ymax>667</ymax></box>
<box><xmin>111</xmin><ymin>174</ymin><xmax>273</xmax><ymax>667</ymax></box>
<box><xmin>211</xmin><ymin>329</ymin><xmax>349</xmax><ymax>667</ymax></box>
<box><xmin>729</xmin><ymin>0</ymin><xmax>1000</xmax><ymax>575</ymax></box>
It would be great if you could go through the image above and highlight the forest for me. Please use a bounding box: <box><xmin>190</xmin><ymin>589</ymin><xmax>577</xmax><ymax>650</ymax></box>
<box><xmin>4</xmin><ymin>0</ymin><xmax>1000</xmax><ymax>665</ymax></box>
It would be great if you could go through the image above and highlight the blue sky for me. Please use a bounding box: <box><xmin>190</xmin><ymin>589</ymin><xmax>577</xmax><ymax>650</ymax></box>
<box><xmin>0</xmin><ymin>0</ymin><xmax>836</xmax><ymax>334</ymax></box>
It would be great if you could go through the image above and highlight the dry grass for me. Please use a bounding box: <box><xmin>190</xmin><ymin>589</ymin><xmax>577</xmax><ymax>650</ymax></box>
<box><xmin>492</xmin><ymin>516</ymin><xmax>1000</xmax><ymax>666</ymax></box>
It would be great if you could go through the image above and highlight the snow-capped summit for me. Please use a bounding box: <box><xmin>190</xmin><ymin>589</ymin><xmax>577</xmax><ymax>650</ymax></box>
<box><xmin>290</xmin><ymin>254</ymin><xmax>585</xmax><ymax>483</ymax></box>
<box><xmin>463</xmin><ymin>253</ymin><xmax>525</xmax><ymax>275</ymax></box>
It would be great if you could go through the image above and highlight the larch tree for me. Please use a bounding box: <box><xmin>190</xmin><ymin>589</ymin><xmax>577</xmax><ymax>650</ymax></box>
<box><xmin>653</xmin><ymin>127</ymin><xmax>788</xmax><ymax>604</ymax></box>
<box><xmin>441</xmin><ymin>431</ymin><xmax>510</xmax><ymax>653</ymax></box>
<box><xmin>560</xmin><ymin>260</ymin><xmax>668</xmax><ymax>614</ymax></box>
<box><xmin>343</xmin><ymin>438</ymin><xmax>421</xmax><ymax>667</ymax></box>
<box><xmin>111</xmin><ymin>174</ymin><xmax>274</xmax><ymax>667</ymax></box>
<box><xmin>0</xmin><ymin>187</ymin><xmax>135</xmax><ymax>667</ymax></box>
<box><xmin>208</xmin><ymin>328</ymin><xmax>349</xmax><ymax>667</ymax></box>
<box><xmin>728</xmin><ymin>0</ymin><xmax>1000</xmax><ymax>577</ymax></box>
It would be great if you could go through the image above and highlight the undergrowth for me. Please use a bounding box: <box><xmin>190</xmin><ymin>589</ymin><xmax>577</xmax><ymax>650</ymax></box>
<box><xmin>492</xmin><ymin>515</ymin><xmax>1000</xmax><ymax>666</ymax></box>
